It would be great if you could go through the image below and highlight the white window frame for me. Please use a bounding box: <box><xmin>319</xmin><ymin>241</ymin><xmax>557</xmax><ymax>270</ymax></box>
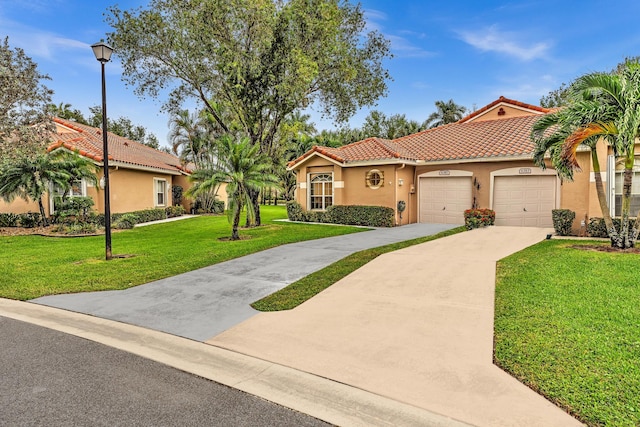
<box><xmin>50</xmin><ymin>179</ymin><xmax>87</xmax><ymax>213</ymax></box>
<box><xmin>307</xmin><ymin>172</ymin><xmax>334</xmax><ymax>211</ymax></box>
<box><xmin>154</xmin><ymin>178</ymin><xmax>168</xmax><ymax>207</ymax></box>
<box><xmin>609</xmin><ymin>156</ymin><xmax>640</xmax><ymax>217</ymax></box>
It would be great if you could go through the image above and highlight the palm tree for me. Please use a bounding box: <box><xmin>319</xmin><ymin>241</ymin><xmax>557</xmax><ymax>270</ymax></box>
<box><xmin>425</xmin><ymin>99</ymin><xmax>467</xmax><ymax>128</ymax></box>
<box><xmin>0</xmin><ymin>151</ymin><xmax>96</xmax><ymax>225</ymax></box>
<box><xmin>187</xmin><ymin>136</ymin><xmax>280</xmax><ymax>240</ymax></box>
<box><xmin>532</xmin><ymin>59</ymin><xmax>640</xmax><ymax>248</ymax></box>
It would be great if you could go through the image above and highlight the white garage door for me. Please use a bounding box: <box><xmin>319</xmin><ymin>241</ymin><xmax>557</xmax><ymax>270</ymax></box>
<box><xmin>493</xmin><ymin>175</ymin><xmax>556</xmax><ymax>227</ymax></box>
<box><xmin>419</xmin><ymin>177</ymin><xmax>472</xmax><ymax>224</ymax></box>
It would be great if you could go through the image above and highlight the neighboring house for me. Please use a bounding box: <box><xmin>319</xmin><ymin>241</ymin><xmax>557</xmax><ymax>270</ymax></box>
<box><xmin>0</xmin><ymin>117</ymin><xmax>225</xmax><ymax>217</ymax></box>
<box><xmin>288</xmin><ymin>96</ymin><xmax>617</xmax><ymax>231</ymax></box>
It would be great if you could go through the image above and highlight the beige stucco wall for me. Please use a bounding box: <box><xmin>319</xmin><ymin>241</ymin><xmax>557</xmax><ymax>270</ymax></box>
<box><xmin>0</xmin><ymin>198</ymin><xmax>47</xmax><ymax>216</ymax></box>
<box><xmin>471</xmin><ymin>105</ymin><xmax>544</xmax><ymax>122</ymax></box>
<box><xmin>292</xmin><ymin>153</ymin><xmax>612</xmax><ymax>229</ymax></box>
<box><xmin>90</xmin><ymin>168</ymin><xmax>175</xmax><ymax>214</ymax></box>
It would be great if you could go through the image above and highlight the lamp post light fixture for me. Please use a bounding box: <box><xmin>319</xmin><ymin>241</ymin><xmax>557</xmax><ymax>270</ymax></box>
<box><xmin>91</xmin><ymin>41</ymin><xmax>114</xmax><ymax>260</ymax></box>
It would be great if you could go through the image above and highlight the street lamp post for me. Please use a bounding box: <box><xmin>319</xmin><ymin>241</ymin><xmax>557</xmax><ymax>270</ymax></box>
<box><xmin>91</xmin><ymin>41</ymin><xmax>114</xmax><ymax>261</ymax></box>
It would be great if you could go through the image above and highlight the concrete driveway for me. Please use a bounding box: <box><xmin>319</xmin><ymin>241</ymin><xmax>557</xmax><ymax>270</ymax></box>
<box><xmin>32</xmin><ymin>223</ymin><xmax>456</xmax><ymax>341</ymax></box>
<box><xmin>208</xmin><ymin>226</ymin><xmax>583</xmax><ymax>427</ymax></box>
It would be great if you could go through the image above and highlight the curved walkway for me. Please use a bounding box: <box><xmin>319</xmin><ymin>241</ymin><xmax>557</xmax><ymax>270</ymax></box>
<box><xmin>32</xmin><ymin>223</ymin><xmax>456</xmax><ymax>341</ymax></box>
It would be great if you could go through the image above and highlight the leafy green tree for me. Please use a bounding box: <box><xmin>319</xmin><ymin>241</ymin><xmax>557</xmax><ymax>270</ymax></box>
<box><xmin>88</xmin><ymin>106</ymin><xmax>159</xmax><ymax>148</ymax></box>
<box><xmin>0</xmin><ymin>151</ymin><xmax>96</xmax><ymax>225</ymax></box>
<box><xmin>361</xmin><ymin>110</ymin><xmax>426</xmax><ymax>139</ymax></box>
<box><xmin>0</xmin><ymin>36</ymin><xmax>53</xmax><ymax>161</ymax></box>
<box><xmin>425</xmin><ymin>99</ymin><xmax>467</xmax><ymax>128</ymax></box>
<box><xmin>539</xmin><ymin>82</ymin><xmax>572</xmax><ymax>108</ymax></box>
<box><xmin>187</xmin><ymin>136</ymin><xmax>280</xmax><ymax>240</ymax></box>
<box><xmin>48</xmin><ymin>102</ymin><xmax>87</xmax><ymax>123</ymax></box>
<box><xmin>532</xmin><ymin>59</ymin><xmax>640</xmax><ymax>248</ymax></box>
<box><xmin>169</xmin><ymin>109</ymin><xmax>224</xmax><ymax>211</ymax></box>
<box><xmin>107</xmin><ymin>0</ymin><xmax>391</xmax><ymax>225</ymax></box>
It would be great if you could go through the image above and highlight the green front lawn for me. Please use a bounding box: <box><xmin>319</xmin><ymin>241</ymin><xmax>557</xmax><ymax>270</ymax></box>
<box><xmin>0</xmin><ymin>206</ymin><xmax>365</xmax><ymax>300</ymax></box>
<box><xmin>495</xmin><ymin>239</ymin><xmax>640</xmax><ymax>426</ymax></box>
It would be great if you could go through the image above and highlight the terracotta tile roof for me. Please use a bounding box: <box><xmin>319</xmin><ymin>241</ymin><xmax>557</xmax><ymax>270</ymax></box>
<box><xmin>394</xmin><ymin>114</ymin><xmax>542</xmax><ymax>161</ymax></box>
<box><xmin>457</xmin><ymin>96</ymin><xmax>552</xmax><ymax>123</ymax></box>
<box><xmin>287</xmin><ymin>137</ymin><xmax>415</xmax><ymax>167</ymax></box>
<box><xmin>288</xmin><ymin>113</ymin><xmax>546</xmax><ymax>168</ymax></box>
<box><xmin>48</xmin><ymin>117</ymin><xmax>188</xmax><ymax>174</ymax></box>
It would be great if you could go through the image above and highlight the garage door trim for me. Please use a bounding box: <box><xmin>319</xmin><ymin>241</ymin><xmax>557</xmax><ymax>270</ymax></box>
<box><xmin>489</xmin><ymin>167</ymin><xmax>560</xmax><ymax>209</ymax></box>
<box><xmin>418</xmin><ymin>170</ymin><xmax>473</xmax><ymax>224</ymax></box>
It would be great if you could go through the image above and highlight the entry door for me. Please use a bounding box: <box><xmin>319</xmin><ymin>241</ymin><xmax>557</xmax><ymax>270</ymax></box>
<box><xmin>419</xmin><ymin>177</ymin><xmax>472</xmax><ymax>224</ymax></box>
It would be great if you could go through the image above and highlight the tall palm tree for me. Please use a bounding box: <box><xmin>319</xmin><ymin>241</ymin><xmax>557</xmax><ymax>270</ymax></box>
<box><xmin>187</xmin><ymin>136</ymin><xmax>280</xmax><ymax>240</ymax></box>
<box><xmin>0</xmin><ymin>151</ymin><xmax>95</xmax><ymax>225</ymax></box>
<box><xmin>532</xmin><ymin>59</ymin><xmax>640</xmax><ymax>248</ymax></box>
<box><xmin>425</xmin><ymin>99</ymin><xmax>467</xmax><ymax>128</ymax></box>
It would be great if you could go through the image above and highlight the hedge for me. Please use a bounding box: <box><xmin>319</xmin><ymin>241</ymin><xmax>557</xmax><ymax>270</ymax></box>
<box><xmin>0</xmin><ymin>213</ymin><xmax>20</xmax><ymax>227</ymax></box>
<box><xmin>551</xmin><ymin>209</ymin><xmax>575</xmax><ymax>236</ymax></box>
<box><xmin>286</xmin><ymin>201</ymin><xmax>394</xmax><ymax>227</ymax></box>
<box><xmin>586</xmin><ymin>217</ymin><xmax>635</xmax><ymax>238</ymax></box>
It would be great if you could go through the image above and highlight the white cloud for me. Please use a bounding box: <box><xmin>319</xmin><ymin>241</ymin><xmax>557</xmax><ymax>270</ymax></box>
<box><xmin>388</xmin><ymin>35</ymin><xmax>436</xmax><ymax>58</ymax></box>
<box><xmin>457</xmin><ymin>25</ymin><xmax>550</xmax><ymax>61</ymax></box>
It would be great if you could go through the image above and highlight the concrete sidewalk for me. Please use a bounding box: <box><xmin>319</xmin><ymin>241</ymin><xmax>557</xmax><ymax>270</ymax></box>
<box><xmin>32</xmin><ymin>223</ymin><xmax>456</xmax><ymax>341</ymax></box>
<box><xmin>208</xmin><ymin>226</ymin><xmax>583</xmax><ymax>427</ymax></box>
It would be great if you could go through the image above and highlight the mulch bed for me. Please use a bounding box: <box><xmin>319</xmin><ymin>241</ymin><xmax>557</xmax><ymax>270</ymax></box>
<box><xmin>0</xmin><ymin>226</ymin><xmax>103</xmax><ymax>237</ymax></box>
<box><xmin>569</xmin><ymin>244</ymin><xmax>640</xmax><ymax>254</ymax></box>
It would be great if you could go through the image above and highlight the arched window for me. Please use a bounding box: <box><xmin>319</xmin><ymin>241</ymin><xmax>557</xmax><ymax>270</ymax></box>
<box><xmin>309</xmin><ymin>173</ymin><xmax>333</xmax><ymax>210</ymax></box>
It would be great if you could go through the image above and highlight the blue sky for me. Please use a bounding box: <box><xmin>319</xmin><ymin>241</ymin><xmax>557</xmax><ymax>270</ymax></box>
<box><xmin>2</xmin><ymin>0</ymin><xmax>639</xmax><ymax>148</ymax></box>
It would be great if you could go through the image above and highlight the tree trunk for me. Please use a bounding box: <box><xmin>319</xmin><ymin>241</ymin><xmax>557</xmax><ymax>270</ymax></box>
<box><xmin>245</xmin><ymin>188</ymin><xmax>261</xmax><ymax>227</ymax></box>
<box><xmin>38</xmin><ymin>198</ymin><xmax>48</xmax><ymax>226</ymax></box>
<box><xmin>231</xmin><ymin>205</ymin><xmax>241</xmax><ymax>241</ymax></box>
<box><xmin>619</xmin><ymin>164</ymin><xmax>634</xmax><ymax>248</ymax></box>
<box><xmin>591</xmin><ymin>150</ymin><xmax>621</xmax><ymax>247</ymax></box>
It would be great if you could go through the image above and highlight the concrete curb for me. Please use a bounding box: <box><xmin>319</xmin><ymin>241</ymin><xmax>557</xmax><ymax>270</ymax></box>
<box><xmin>0</xmin><ymin>298</ymin><xmax>473</xmax><ymax>427</ymax></box>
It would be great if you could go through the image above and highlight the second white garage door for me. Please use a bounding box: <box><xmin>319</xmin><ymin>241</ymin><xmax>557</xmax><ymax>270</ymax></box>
<box><xmin>419</xmin><ymin>177</ymin><xmax>472</xmax><ymax>224</ymax></box>
<box><xmin>493</xmin><ymin>175</ymin><xmax>556</xmax><ymax>227</ymax></box>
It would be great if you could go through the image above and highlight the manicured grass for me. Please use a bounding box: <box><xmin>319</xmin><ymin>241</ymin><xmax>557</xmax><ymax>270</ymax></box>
<box><xmin>0</xmin><ymin>206</ymin><xmax>366</xmax><ymax>300</ymax></box>
<box><xmin>251</xmin><ymin>226</ymin><xmax>466</xmax><ymax>311</ymax></box>
<box><xmin>494</xmin><ymin>239</ymin><xmax>640</xmax><ymax>426</ymax></box>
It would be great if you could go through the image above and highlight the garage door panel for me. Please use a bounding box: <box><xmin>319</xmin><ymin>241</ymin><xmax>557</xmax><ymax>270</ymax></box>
<box><xmin>494</xmin><ymin>175</ymin><xmax>556</xmax><ymax>227</ymax></box>
<box><xmin>419</xmin><ymin>177</ymin><xmax>471</xmax><ymax>224</ymax></box>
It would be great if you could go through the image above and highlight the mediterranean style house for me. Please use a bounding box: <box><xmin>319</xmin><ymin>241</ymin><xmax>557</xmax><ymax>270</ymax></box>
<box><xmin>0</xmin><ymin>117</ymin><xmax>198</xmax><ymax>217</ymax></box>
<box><xmin>288</xmin><ymin>96</ymin><xmax>627</xmax><ymax>232</ymax></box>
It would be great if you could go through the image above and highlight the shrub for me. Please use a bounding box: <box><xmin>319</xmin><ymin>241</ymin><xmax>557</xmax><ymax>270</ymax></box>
<box><xmin>0</xmin><ymin>213</ymin><xmax>20</xmax><ymax>227</ymax></box>
<box><xmin>587</xmin><ymin>217</ymin><xmax>630</xmax><ymax>238</ymax></box>
<box><xmin>53</xmin><ymin>197</ymin><xmax>95</xmax><ymax>224</ymax></box>
<box><xmin>212</xmin><ymin>200</ymin><xmax>225</xmax><ymax>214</ymax></box>
<box><xmin>287</xmin><ymin>202</ymin><xmax>393</xmax><ymax>227</ymax></box>
<box><xmin>133</xmin><ymin>208</ymin><xmax>167</xmax><ymax>223</ymax></box>
<box><xmin>286</xmin><ymin>201</ymin><xmax>304</xmax><ymax>222</ymax></box>
<box><xmin>326</xmin><ymin>205</ymin><xmax>394</xmax><ymax>227</ymax></box>
<box><xmin>551</xmin><ymin>209</ymin><xmax>576</xmax><ymax>236</ymax></box>
<box><xmin>165</xmin><ymin>205</ymin><xmax>185</xmax><ymax>218</ymax></box>
<box><xmin>113</xmin><ymin>213</ymin><xmax>139</xmax><ymax>229</ymax></box>
<box><xmin>172</xmin><ymin>185</ymin><xmax>183</xmax><ymax>206</ymax></box>
<box><xmin>193</xmin><ymin>199</ymin><xmax>225</xmax><ymax>214</ymax></box>
<box><xmin>464</xmin><ymin>208</ymin><xmax>496</xmax><ymax>230</ymax></box>
<box><xmin>18</xmin><ymin>212</ymin><xmax>42</xmax><ymax>228</ymax></box>
<box><xmin>51</xmin><ymin>222</ymin><xmax>98</xmax><ymax>235</ymax></box>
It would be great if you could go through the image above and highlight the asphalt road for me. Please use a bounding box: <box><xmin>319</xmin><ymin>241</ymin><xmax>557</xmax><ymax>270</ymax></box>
<box><xmin>0</xmin><ymin>316</ymin><xmax>330</xmax><ymax>427</ymax></box>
